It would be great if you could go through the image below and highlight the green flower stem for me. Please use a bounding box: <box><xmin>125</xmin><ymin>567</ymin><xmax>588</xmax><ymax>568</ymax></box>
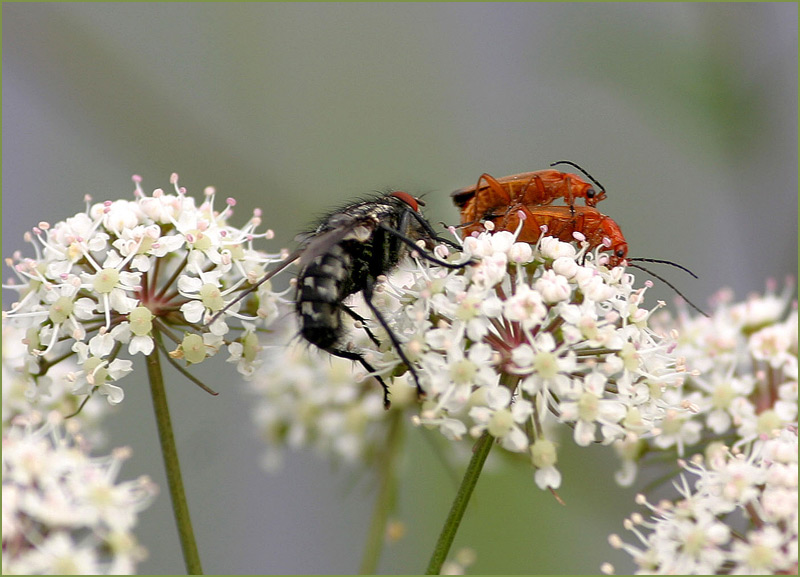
<box><xmin>145</xmin><ymin>333</ymin><xmax>203</xmax><ymax>575</ymax></box>
<box><xmin>425</xmin><ymin>431</ymin><xmax>494</xmax><ymax>575</ymax></box>
<box><xmin>359</xmin><ymin>410</ymin><xmax>404</xmax><ymax>574</ymax></box>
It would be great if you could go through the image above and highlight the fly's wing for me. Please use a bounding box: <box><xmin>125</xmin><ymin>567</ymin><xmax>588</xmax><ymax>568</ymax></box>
<box><xmin>208</xmin><ymin>211</ymin><xmax>379</xmax><ymax>325</ymax></box>
<box><xmin>293</xmin><ymin>218</ymin><xmax>375</xmax><ymax>270</ymax></box>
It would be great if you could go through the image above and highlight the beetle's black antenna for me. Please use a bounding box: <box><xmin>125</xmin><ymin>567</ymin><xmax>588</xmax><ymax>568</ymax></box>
<box><xmin>628</xmin><ymin>262</ymin><xmax>709</xmax><ymax>317</ymax></box>
<box><xmin>550</xmin><ymin>160</ymin><xmax>606</xmax><ymax>194</ymax></box>
<box><xmin>628</xmin><ymin>257</ymin><xmax>698</xmax><ymax>279</ymax></box>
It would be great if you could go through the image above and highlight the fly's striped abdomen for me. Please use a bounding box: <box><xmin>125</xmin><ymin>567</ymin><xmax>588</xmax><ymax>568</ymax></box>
<box><xmin>296</xmin><ymin>244</ymin><xmax>353</xmax><ymax>349</ymax></box>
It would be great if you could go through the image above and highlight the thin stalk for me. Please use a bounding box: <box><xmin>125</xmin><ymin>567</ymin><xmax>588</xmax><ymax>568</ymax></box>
<box><xmin>425</xmin><ymin>431</ymin><xmax>494</xmax><ymax>575</ymax></box>
<box><xmin>359</xmin><ymin>410</ymin><xmax>404</xmax><ymax>574</ymax></box>
<box><xmin>145</xmin><ymin>331</ymin><xmax>203</xmax><ymax>574</ymax></box>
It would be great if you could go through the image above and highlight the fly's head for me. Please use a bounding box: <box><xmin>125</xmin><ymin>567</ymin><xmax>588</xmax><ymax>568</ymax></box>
<box><xmin>385</xmin><ymin>191</ymin><xmax>436</xmax><ymax>249</ymax></box>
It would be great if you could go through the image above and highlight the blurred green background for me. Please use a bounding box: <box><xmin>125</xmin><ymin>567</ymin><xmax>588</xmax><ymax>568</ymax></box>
<box><xmin>3</xmin><ymin>4</ymin><xmax>796</xmax><ymax>574</ymax></box>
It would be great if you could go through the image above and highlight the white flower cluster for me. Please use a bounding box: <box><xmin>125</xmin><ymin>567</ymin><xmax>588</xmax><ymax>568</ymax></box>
<box><xmin>3</xmin><ymin>324</ymin><xmax>111</xmax><ymax>445</ymax></box>
<box><xmin>398</xmin><ymin>231</ymin><xmax>686</xmax><ymax>489</ymax></box>
<box><xmin>607</xmin><ymin>426</ymin><xmax>797</xmax><ymax>575</ymax></box>
<box><xmin>2</xmin><ymin>411</ymin><xmax>158</xmax><ymax>574</ymax></box>
<box><xmin>248</xmin><ymin>230</ymin><xmax>687</xmax><ymax>489</ymax></box>
<box><xmin>604</xmin><ymin>282</ymin><xmax>798</xmax><ymax>574</ymax></box>
<box><xmin>611</xmin><ymin>280</ymin><xmax>797</xmax><ymax>486</ymax></box>
<box><xmin>2</xmin><ymin>174</ymin><xmax>284</xmax><ymax>405</ymax></box>
<box><xmin>677</xmin><ymin>281</ymin><xmax>797</xmax><ymax>436</ymax></box>
<box><xmin>250</xmin><ymin>337</ymin><xmax>401</xmax><ymax>471</ymax></box>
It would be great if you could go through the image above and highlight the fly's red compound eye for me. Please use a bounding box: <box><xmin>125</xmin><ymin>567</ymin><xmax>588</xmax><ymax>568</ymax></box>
<box><xmin>390</xmin><ymin>191</ymin><xmax>421</xmax><ymax>212</ymax></box>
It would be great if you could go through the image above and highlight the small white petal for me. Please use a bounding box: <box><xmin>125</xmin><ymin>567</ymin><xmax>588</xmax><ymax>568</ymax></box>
<box><xmin>129</xmin><ymin>335</ymin><xmax>154</xmax><ymax>355</ymax></box>
<box><xmin>181</xmin><ymin>301</ymin><xmax>205</xmax><ymax>323</ymax></box>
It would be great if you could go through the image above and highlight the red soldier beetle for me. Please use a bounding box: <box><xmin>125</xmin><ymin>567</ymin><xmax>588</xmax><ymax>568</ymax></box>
<box><xmin>451</xmin><ymin>161</ymin><xmax>607</xmax><ymax>230</ymax></box>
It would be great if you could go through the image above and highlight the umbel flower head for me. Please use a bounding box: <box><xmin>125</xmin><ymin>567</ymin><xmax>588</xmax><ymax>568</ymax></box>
<box><xmin>606</xmin><ymin>426</ymin><xmax>798</xmax><ymax>575</ymax></box>
<box><xmin>248</xmin><ymin>222</ymin><xmax>689</xmax><ymax>490</ymax></box>
<box><xmin>2</xmin><ymin>411</ymin><xmax>158</xmax><ymax>574</ymax></box>
<box><xmin>2</xmin><ymin>174</ymin><xmax>286</xmax><ymax>406</ymax></box>
<box><xmin>250</xmin><ymin>339</ymin><xmax>395</xmax><ymax>471</ymax></box>
<box><xmin>393</xmin><ymin>230</ymin><xmax>688</xmax><ymax>489</ymax></box>
<box><xmin>3</xmin><ymin>324</ymin><xmax>111</xmax><ymax>446</ymax></box>
<box><xmin>611</xmin><ymin>279</ymin><xmax>798</xmax><ymax>486</ymax></box>
<box><xmin>603</xmin><ymin>281</ymin><xmax>797</xmax><ymax>575</ymax></box>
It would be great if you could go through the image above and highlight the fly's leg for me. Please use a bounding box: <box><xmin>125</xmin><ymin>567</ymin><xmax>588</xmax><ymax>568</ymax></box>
<box><xmin>322</xmin><ymin>344</ymin><xmax>392</xmax><ymax>409</ymax></box>
<box><xmin>361</xmin><ymin>277</ymin><xmax>425</xmax><ymax>402</ymax></box>
<box><xmin>380</xmin><ymin>218</ymin><xmax>473</xmax><ymax>269</ymax></box>
<box><xmin>341</xmin><ymin>304</ymin><xmax>381</xmax><ymax>347</ymax></box>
